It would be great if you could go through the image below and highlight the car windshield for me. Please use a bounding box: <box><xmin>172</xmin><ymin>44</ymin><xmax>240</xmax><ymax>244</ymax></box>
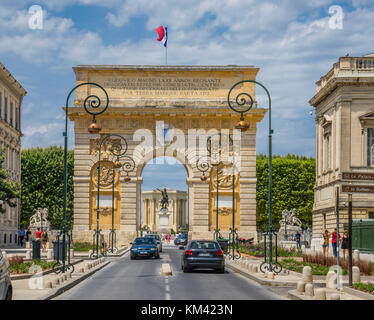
<box><xmin>146</xmin><ymin>234</ymin><xmax>160</xmax><ymax>240</ymax></box>
<box><xmin>189</xmin><ymin>241</ymin><xmax>219</xmax><ymax>250</ymax></box>
<box><xmin>133</xmin><ymin>238</ymin><xmax>156</xmax><ymax>245</ymax></box>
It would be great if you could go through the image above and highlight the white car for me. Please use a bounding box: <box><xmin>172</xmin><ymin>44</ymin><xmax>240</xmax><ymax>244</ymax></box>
<box><xmin>0</xmin><ymin>251</ymin><xmax>12</xmax><ymax>300</ymax></box>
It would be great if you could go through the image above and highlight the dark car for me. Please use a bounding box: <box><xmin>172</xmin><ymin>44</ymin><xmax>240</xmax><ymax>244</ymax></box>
<box><xmin>176</xmin><ymin>233</ymin><xmax>188</xmax><ymax>246</ymax></box>
<box><xmin>144</xmin><ymin>234</ymin><xmax>162</xmax><ymax>252</ymax></box>
<box><xmin>181</xmin><ymin>240</ymin><xmax>225</xmax><ymax>273</ymax></box>
<box><xmin>130</xmin><ymin>237</ymin><xmax>160</xmax><ymax>260</ymax></box>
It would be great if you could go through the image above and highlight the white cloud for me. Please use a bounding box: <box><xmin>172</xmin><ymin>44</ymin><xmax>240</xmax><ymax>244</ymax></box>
<box><xmin>2</xmin><ymin>1</ymin><xmax>374</xmax><ymax>155</ymax></box>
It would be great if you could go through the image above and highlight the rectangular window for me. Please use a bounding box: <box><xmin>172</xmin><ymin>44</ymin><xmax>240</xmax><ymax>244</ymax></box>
<box><xmin>10</xmin><ymin>102</ymin><xmax>13</xmax><ymax>127</ymax></box>
<box><xmin>369</xmin><ymin>212</ymin><xmax>374</xmax><ymax>219</ymax></box>
<box><xmin>15</xmin><ymin>107</ymin><xmax>19</xmax><ymax>130</ymax></box>
<box><xmin>325</xmin><ymin>135</ymin><xmax>330</xmax><ymax>169</ymax></box>
<box><xmin>368</xmin><ymin>129</ymin><xmax>374</xmax><ymax>166</ymax></box>
<box><xmin>4</xmin><ymin>97</ymin><xmax>7</xmax><ymax>122</ymax></box>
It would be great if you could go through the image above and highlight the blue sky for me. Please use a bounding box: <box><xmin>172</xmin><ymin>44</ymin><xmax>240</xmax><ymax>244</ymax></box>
<box><xmin>1</xmin><ymin>0</ymin><xmax>374</xmax><ymax>191</ymax></box>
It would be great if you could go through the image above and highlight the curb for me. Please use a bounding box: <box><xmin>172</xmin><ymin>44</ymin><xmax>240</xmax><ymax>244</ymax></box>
<box><xmin>40</xmin><ymin>260</ymin><xmax>111</xmax><ymax>300</ymax></box>
<box><xmin>343</xmin><ymin>286</ymin><xmax>374</xmax><ymax>300</ymax></box>
<box><xmin>226</xmin><ymin>263</ymin><xmax>297</xmax><ymax>287</ymax></box>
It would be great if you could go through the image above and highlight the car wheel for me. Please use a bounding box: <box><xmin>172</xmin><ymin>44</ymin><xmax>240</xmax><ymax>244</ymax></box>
<box><xmin>183</xmin><ymin>266</ymin><xmax>190</xmax><ymax>273</ymax></box>
<box><xmin>5</xmin><ymin>287</ymin><xmax>12</xmax><ymax>300</ymax></box>
<box><xmin>130</xmin><ymin>255</ymin><xmax>136</xmax><ymax>260</ymax></box>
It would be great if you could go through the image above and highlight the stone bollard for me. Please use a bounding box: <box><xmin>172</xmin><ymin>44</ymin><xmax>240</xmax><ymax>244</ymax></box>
<box><xmin>263</xmin><ymin>271</ymin><xmax>268</xmax><ymax>278</ymax></box>
<box><xmin>253</xmin><ymin>265</ymin><xmax>258</xmax><ymax>273</ymax></box>
<box><xmin>352</xmin><ymin>266</ymin><xmax>360</xmax><ymax>284</ymax></box>
<box><xmin>84</xmin><ymin>263</ymin><xmax>90</xmax><ymax>272</ymax></box>
<box><xmin>43</xmin><ymin>281</ymin><xmax>52</xmax><ymax>289</ymax></box>
<box><xmin>26</xmin><ymin>250</ymin><xmax>32</xmax><ymax>260</ymax></box>
<box><xmin>59</xmin><ymin>275</ymin><xmax>64</xmax><ymax>284</ymax></box>
<box><xmin>314</xmin><ymin>288</ymin><xmax>326</xmax><ymax>300</ymax></box>
<box><xmin>330</xmin><ymin>293</ymin><xmax>340</xmax><ymax>300</ymax></box>
<box><xmin>79</xmin><ymin>267</ymin><xmax>84</xmax><ymax>273</ymax></box>
<box><xmin>302</xmin><ymin>266</ymin><xmax>313</xmax><ymax>283</ymax></box>
<box><xmin>305</xmin><ymin>283</ymin><xmax>314</xmax><ymax>296</ymax></box>
<box><xmin>67</xmin><ymin>271</ymin><xmax>73</xmax><ymax>278</ymax></box>
<box><xmin>353</xmin><ymin>250</ymin><xmax>360</xmax><ymax>262</ymax></box>
<box><xmin>267</xmin><ymin>272</ymin><xmax>275</xmax><ymax>280</ymax></box>
<box><xmin>70</xmin><ymin>249</ymin><xmax>74</xmax><ymax>258</ymax></box>
<box><xmin>46</xmin><ymin>249</ymin><xmax>53</xmax><ymax>260</ymax></box>
<box><xmin>63</xmin><ymin>274</ymin><xmax>68</xmax><ymax>281</ymax></box>
<box><xmin>326</xmin><ymin>271</ymin><xmax>337</xmax><ymax>289</ymax></box>
<box><xmin>297</xmin><ymin>281</ymin><xmax>305</xmax><ymax>293</ymax></box>
<box><xmin>52</xmin><ymin>277</ymin><xmax>60</xmax><ymax>287</ymax></box>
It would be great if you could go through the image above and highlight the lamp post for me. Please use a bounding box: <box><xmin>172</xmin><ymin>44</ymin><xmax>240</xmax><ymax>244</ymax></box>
<box><xmin>53</xmin><ymin>82</ymin><xmax>108</xmax><ymax>274</ymax></box>
<box><xmin>92</xmin><ymin>134</ymin><xmax>128</xmax><ymax>259</ymax></box>
<box><xmin>108</xmin><ymin>155</ymin><xmax>135</xmax><ymax>253</ymax></box>
<box><xmin>227</xmin><ymin>80</ymin><xmax>273</xmax><ymax>270</ymax></box>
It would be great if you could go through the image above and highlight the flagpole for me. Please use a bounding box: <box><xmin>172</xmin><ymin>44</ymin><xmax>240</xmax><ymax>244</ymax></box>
<box><xmin>165</xmin><ymin>26</ymin><xmax>168</xmax><ymax>65</ymax></box>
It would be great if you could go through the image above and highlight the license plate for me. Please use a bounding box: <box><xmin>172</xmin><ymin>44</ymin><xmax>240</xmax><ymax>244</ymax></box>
<box><xmin>139</xmin><ymin>251</ymin><xmax>148</xmax><ymax>254</ymax></box>
<box><xmin>199</xmin><ymin>253</ymin><xmax>211</xmax><ymax>257</ymax></box>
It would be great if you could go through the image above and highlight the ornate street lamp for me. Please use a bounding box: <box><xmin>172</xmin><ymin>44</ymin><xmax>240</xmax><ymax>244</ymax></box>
<box><xmin>107</xmin><ymin>155</ymin><xmax>136</xmax><ymax>254</ymax></box>
<box><xmin>227</xmin><ymin>80</ymin><xmax>274</xmax><ymax>270</ymax></box>
<box><xmin>53</xmin><ymin>82</ymin><xmax>109</xmax><ymax>274</ymax></box>
<box><xmin>91</xmin><ymin>134</ymin><xmax>128</xmax><ymax>259</ymax></box>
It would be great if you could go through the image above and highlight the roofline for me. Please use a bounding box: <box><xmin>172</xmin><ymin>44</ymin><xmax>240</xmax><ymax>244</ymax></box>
<box><xmin>0</xmin><ymin>62</ymin><xmax>27</xmax><ymax>96</ymax></box>
<box><xmin>73</xmin><ymin>64</ymin><xmax>258</xmax><ymax>72</ymax></box>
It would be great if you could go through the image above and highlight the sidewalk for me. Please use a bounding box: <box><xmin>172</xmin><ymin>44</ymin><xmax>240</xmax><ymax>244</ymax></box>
<box><xmin>12</xmin><ymin>257</ymin><xmax>111</xmax><ymax>300</ymax></box>
<box><xmin>225</xmin><ymin>256</ymin><xmax>369</xmax><ymax>300</ymax></box>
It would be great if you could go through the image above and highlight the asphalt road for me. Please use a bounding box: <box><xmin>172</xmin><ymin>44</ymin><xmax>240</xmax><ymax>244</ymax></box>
<box><xmin>57</xmin><ymin>242</ymin><xmax>286</xmax><ymax>300</ymax></box>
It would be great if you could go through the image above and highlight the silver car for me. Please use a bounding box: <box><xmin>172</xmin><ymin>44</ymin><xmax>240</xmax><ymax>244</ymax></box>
<box><xmin>0</xmin><ymin>251</ymin><xmax>12</xmax><ymax>300</ymax></box>
<box><xmin>145</xmin><ymin>234</ymin><xmax>162</xmax><ymax>253</ymax></box>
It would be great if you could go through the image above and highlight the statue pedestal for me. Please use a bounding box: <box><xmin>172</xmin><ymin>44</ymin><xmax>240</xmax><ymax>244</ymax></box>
<box><xmin>157</xmin><ymin>211</ymin><xmax>171</xmax><ymax>233</ymax></box>
<box><xmin>278</xmin><ymin>225</ymin><xmax>302</xmax><ymax>241</ymax></box>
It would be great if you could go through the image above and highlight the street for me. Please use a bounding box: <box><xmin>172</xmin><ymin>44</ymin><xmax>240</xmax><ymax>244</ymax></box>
<box><xmin>57</xmin><ymin>242</ymin><xmax>286</xmax><ymax>300</ymax></box>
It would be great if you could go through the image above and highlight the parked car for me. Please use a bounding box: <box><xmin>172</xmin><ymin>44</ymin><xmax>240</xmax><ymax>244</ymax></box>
<box><xmin>144</xmin><ymin>234</ymin><xmax>162</xmax><ymax>252</ymax></box>
<box><xmin>130</xmin><ymin>237</ymin><xmax>160</xmax><ymax>260</ymax></box>
<box><xmin>176</xmin><ymin>233</ymin><xmax>188</xmax><ymax>246</ymax></box>
<box><xmin>0</xmin><ymin>251</ymin><xmax>12</xmax><ymax>300</ymax></box>
<box><xmin>181</xmin><ymin>240</ymin><xmax>225</xmax><ymax>273</ymax></box>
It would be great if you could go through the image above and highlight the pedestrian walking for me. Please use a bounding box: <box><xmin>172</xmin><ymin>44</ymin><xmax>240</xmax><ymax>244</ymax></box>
<box><xmin>295</xmin><ymin>231</ymin><xmax>301</xmax><ymax>250</ymax></box>
<box><xmin>41</xmin><ymin>230</ymin><xmax>49</xmax><ymax>251</ymax></box>
<box><xmin>331</xmin><ymin>228</ymin><xmax>341</xmax><ymax>257</ymax></box>
<box><xmin>18</xmin><ymin>227</ymin><xmax>25</xmax><ymax>247</ymax></box>
<box><xmin>341</xmin><ymin>230</ymin><xmax>349</xmax><ymax>259</ymax></box>
<box><xmin>35</xmin><ymin>228</ymin><xmax>42</xmax><ymax>241</ymax></box>
<box><xmin>322</xmin><ymin>230</ymin><xmax>330</xmax><ymax>257</ymax></box>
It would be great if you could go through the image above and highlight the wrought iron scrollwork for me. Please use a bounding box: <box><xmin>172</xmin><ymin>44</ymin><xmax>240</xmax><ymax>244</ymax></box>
<box><xmin>52</xmin><ymin>229</ymin><xmax>75</xmax><ymax>274</ymax></box>
<box><xmin>259</xmin><ymin>229</ymin><xmax>283</xmax><ymax>275</ymax></box>
<box><xmin>228</xmin><ymin>228</ymin><xmax>241</xmax><ymax>260</ymax></box>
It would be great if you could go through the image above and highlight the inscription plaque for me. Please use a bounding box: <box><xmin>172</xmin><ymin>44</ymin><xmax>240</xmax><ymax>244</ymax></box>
<box><xmin>342</xmin><ymin>172</ymin><xmax>374</xmax><ymax>181</ymax></box>
<box><xmin>341</xmin><ymin>185</ymin><xmax>374</xmax><ymax>193</ymax></box>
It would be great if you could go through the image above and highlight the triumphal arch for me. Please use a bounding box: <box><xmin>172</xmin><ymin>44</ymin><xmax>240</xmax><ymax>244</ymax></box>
<box><xmin>69</xmin><ymin>65</ymin><xmax>266</xmax><ymax>245</ymax></box>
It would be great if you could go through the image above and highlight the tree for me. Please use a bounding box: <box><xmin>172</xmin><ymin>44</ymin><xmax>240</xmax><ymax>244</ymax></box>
<box><xmin>21</xmin><ymin>146</ymin><xmax>74</xmax><ymax>229</ymax></box>
<box><xmin>0</xmin><ymin>148</ymin><xmax>20</xmax><ymax>213</ymax></box>
<box><xmin>256</xmin><ymin>155</ymin><xmax>315</xmax><ymax>231</ymax></box>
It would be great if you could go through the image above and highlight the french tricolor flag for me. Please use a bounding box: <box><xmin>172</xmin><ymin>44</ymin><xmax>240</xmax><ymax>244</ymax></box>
<box><xmin>156</xmin><ymin>25</ymin><xmax>168</xmax><ymax>47</ymax></box>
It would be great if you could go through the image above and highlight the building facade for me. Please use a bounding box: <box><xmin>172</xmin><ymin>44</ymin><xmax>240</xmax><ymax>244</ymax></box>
<box><xmin>309</xmin><ymin>55</ymin><xmax>374</xmax><ymax>248</ymax></box>
<box><xmin>70</xmin><ymin>65</ymin><xmax>267</xmax><ymax>245</ymax></box>
<box><xmin>0</xmin><ymin>62</ymin><xmax>26</xmax><ymax>247</ymax></box>
<box><xmin>142</xmin><ymin>189</ymin><xmax>187</xmax><ymax>233</ymax></box>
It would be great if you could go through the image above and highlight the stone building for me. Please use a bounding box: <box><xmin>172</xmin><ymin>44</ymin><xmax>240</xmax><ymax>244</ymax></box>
<box><xmin>0</xmin><ymin>62</ymin><xmax>26</xmax><ymax>247</ymax></box>
<box><xmin>141</xmin><ymin>189</ymin><xmax>187</xmax><ymax>233</ymax></box>
<box><xmin>69</xmin><ymin>65</ymin><xmax>267</xmax><ymax>245</ymax></box>
<box><xmin>309</xmin><ymin>55</ymin><xmax>374</xmax><ymax>248</ymax></box>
